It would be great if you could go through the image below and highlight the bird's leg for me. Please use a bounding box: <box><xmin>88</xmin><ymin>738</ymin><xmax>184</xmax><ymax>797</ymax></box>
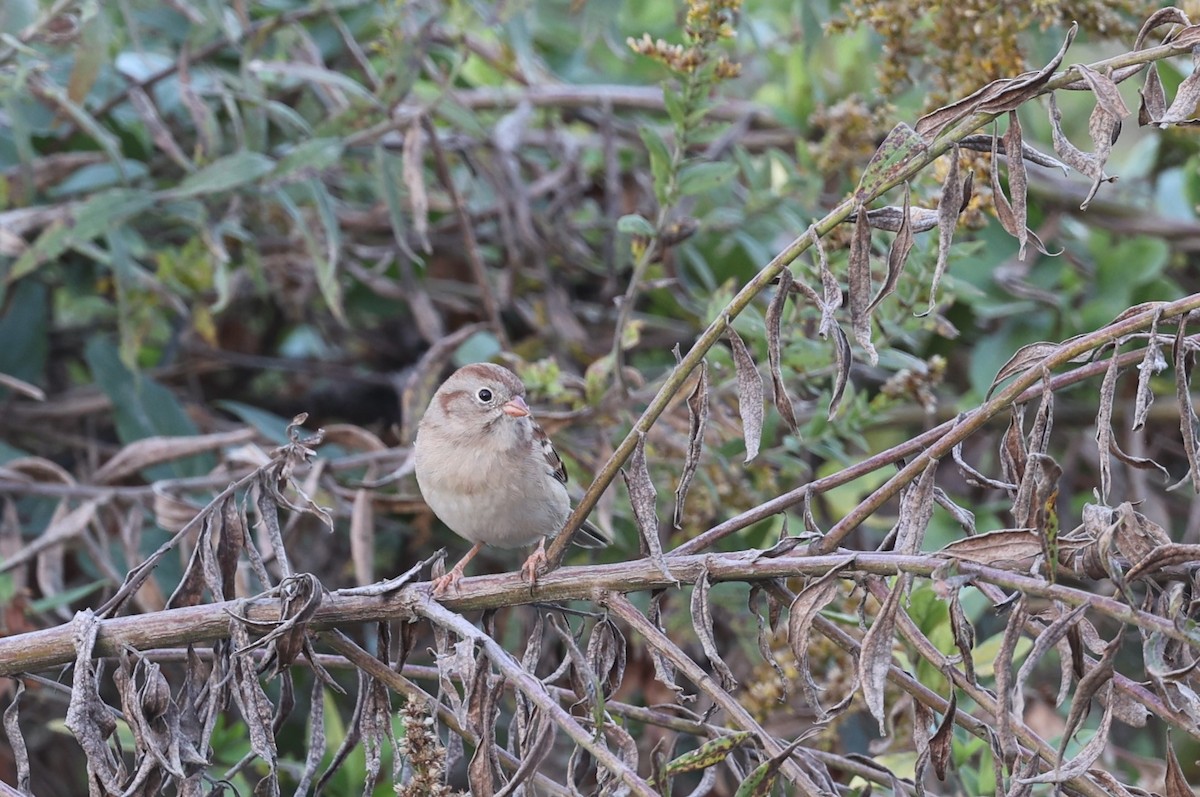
<box><xmin>432</xmin><ymin>542</ymin><xmax>484</xmax><ymax>597</ymax></box>
<box><xmin>520</xmin><ymin>537</ymin><xmax>549</xmax><ymax>587</ymax></box>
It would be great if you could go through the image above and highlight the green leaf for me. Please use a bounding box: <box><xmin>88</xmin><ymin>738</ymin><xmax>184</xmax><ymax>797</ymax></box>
<box><xmin>453</xmin><ymin>330</ymin><xmax>502</xmax><ymax>366</ymax></box>
<box><xmin>640</xmin><ymin>126</ymin><xmax>672</xmax><ymax>205</ymax></box>
<box><xmin>217</xmin><ymin>400</ymin><xmax>292</xmax><ymax>445</ymax></box>
<box><xmin>30</xmin><ymin>579</ymin><xmax>106</xmax><ymax>613</ymax></box>
<box><xmin>48</xmin><ymin>161</ymin><xmax>151</xmax><ymax>198</ymax></box>
<box><xmin>171</xmin><ymin>151</ymin><xmax>276</xmax><ymax>198</ymax></box>
<box><xmin>617</xmin><ymin>213</ymin><xmax>656</xmax><ymax>236</ymax></box>
<box><xmin>8</xmin><ymin>189</ymin><xmax>155</xmax><ymax>282</ymax></box>
<box><xmin>273</xmin><ymin>138</ymin><xmax>345</xmax><ymax>182</ymax></box>
<box><xmin>0</xmin><ymin>279</ymin><xmax>47</xmax><ymax>388</ymax></box>
<box><xmin>84</xmin><ymin>338</ymin><xmax>208</xmax><ymax>480</ymax></box>
<box><xmin>665</xmin><ymin>732</ymin><xmax>754</xmax><ymax>776</ymax></box>
<box><xmin>678</xmin><ymin>161</ymin><xmax>739</xmax><ymax>196</ymax></box>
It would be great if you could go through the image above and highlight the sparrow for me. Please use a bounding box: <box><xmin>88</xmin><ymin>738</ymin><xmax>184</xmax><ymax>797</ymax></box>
<box><xmin>414</xmin><ymin>363</ymin><xmax>607</xmax><ymax>595</ymax></box>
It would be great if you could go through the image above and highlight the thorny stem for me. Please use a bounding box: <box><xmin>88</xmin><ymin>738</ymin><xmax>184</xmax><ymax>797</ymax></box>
<box><xmin>548</xmin><ymin>35</ymin><xmax>1200</xmax><ymax>572</ymax></box>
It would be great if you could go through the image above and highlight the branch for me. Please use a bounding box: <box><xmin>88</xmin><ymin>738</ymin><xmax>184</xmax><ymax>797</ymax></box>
<box><xmin>2</xmin><ymin>550</ymin><xmax>1190</xmax><ymax>676</ymax></box>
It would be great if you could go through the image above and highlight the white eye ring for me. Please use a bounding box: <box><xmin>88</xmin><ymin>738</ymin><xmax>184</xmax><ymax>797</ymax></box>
<box><xmin>477</xmin><ymin>388</ymin><xmax>494</xmax><ymax>403</ymax></box>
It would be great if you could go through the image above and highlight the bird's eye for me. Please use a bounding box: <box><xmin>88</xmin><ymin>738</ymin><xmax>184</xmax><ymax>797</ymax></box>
<box><xmin>477</xmin><ymin>388</ymin><xmax>493</xmax><ymax>403</ymax></box>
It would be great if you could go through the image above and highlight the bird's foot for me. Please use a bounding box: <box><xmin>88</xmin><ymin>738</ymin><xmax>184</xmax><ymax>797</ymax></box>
<box><xmin>431</xmin><ymin>565</ymin><xmax>465</xmax><ymax>597</ymax></box>
<box><xmin>520</xmin><ymin>539</ymin><xmax>549</xmax><ymax>588</ymax></box>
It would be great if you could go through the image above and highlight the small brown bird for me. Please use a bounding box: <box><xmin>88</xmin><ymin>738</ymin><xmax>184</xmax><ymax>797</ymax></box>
<box><xmin>414</xmin><ymin>363</ymin><xmax>608</xmax><ymax>595</ymax></box>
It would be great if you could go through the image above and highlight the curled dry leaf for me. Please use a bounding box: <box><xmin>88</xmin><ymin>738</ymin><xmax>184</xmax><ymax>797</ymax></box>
<box><xmin>986</xmin><ymin>341</ymin><xmax>1060</xmax><ymax>399</ymax></box>
<box><xmin>1175</xmin><ymin>317</ymin><xmax>1200</xmax><ymax>492</ymax></box>
<box><xmin>867</xmin><ymin>182</ymin><xmax>914</xmax><ymax>314</ymax></box>
<box><xmin>848</xmin><ymin>205</ymin><xmax>878</xmax><ymax>364</ymax></box>
<box><xmin>622</xmin><ymin>431</ymin><xmax>675</xmax><ymax>584</ymax></box>
<box><xmin>827</xmin><ymin>324</ymin><xmax>853</xmax><ymax>421</ymax></box>
<box><xmin>860</xmin><ymin>574</ymin><xmax>907</xmax><ymax>736</ymax></box>
<box><xmin>958</xmin><ymin>133</ymin><xmax>1069</xmax><ymax>173</ymax></box>
<box><xmin>930</xmin><ymin>689</ymin><xmax>956</xmax><ymax>781</ymax></box>
<box><xmin>787</xmin><ymin>557</ymin><xmax>854</xmax><ymax>720</ymax></box>
<box><xmin>1139</xmin><ymin>59</ymin><xmax>1167</xmax><ymax>125</ymax></box>
<box><xmin>1133</xmin><ymin>308</ymin><xmax>1167</xmax><ymax>430</ymax></box>
<box><xmin>846</xmin><ymin>204</ymin><xmax>939</xmax><ymax>234</ymax></box>
<box><xmin>994</xmin><ymin>597</ymin><xmax>1029</xmax><ymax>766</ymax></box>
<box><xmin>1096</xmin><ymin>345</ymin><xmax>1120</xmax><ymax>504</ymax></box>
<box><xmin>1158</xmin><ymin>47</ymin><xmax>1200</xmax><ymax>126</ymax></box>
<box><xmin>749</xmin><ymin>585</ymin><xmax>789</xmax><ymax>701</ymax></box>
<box><xmin>1048</xmin><ymin>92</ymin><xmax>1117</xmax><ymax>211</ymax></box>
<box><xmin>1166</xmin><ymin>737</ymin><xmax>1192</xmax><ymax>797</ymax></box>
<box><xmin>989</xmin><ymin>117</ymin><xmax>1054</xmax><ymax>259</ymax></box>
<box><xmin>674</xmin><ymin>359</ymin><xmax>710</xmax><ymax>528</ymax></box>
<box><xmin>726</xmin><ymin>321</ymin><xmax>765</xmax><ymax>463</ymax></box>
<box><xmin>766</xmin><ymin>270</ymin><xmax>800</xmax><ymax>435</ymax></box>
<box><xmin>953</xmin><ymin>435</ymin><xmax>1017</xmax><ymax>491</ymax></box>
<box><xmin>915</xmin><ymin>23</ymin><xmax>1076</xmax><ymax>140</ymax></box>
<box><xmin>922</xmin><ymin>144</ymin><xmax>964</xmax><ymax>317</ymax></box>
<box><xmin>648</xmin><ymin>590</ymin><xmax>684</xmax><ymax>694</ymax></box>
<box><xmin>894</xmin><ymin>460</ymin><xmax>938</xmax><ymax>556</ymax></box>
<box><xmin>691</xmin><ymin>567</ymin><xmax>737</xmax><ymax>692</ymax></box>
<box><xmin>815</xmin><ymin>228</ymin><xmax>841</xmax><ymax>339</ymax></box>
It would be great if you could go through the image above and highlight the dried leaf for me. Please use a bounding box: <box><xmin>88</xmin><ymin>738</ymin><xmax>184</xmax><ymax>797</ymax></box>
<box><xmin>922</xmin><ymin>145</ymin><xmax>964</xmax><ymax>316</ymax></box>
<box><xmin>749</xmin><ymin>585</ymin><xmax>789</xmax><ymax>701</ymax></box>
<box><xmin>1159</xmin><ymin>48</ymin><xmax>1200</xmax><ymax>126</ymax></box>
<box><xmin>766</xmin><ymin>271</ymin><xmax>799</xmax><ymax>435</ymax></box>
<box><xmin>986</xmin><ymin>341</ymin><xmax>1059</xmax><ymax>399</ymax></box>
<box><xmin>989</xmin><ymin>121</ymin><xmax>1053</xmax><ymax>258</ymax></box>
<box><xmin>855</xmin><ymin>123</ymin><xmax>927</xmax><ymax>202</ymax></box>
<box><xmin>1013</xmin><ymin>603</ymin><xmax>1088</xmax><ymax>718</ymax></box>
<box><xmin>1004</xmin><ymin>112</ymin><xmax>1029</xmax><ymax>259</ymax></box>
<box><xmin>726</xmin><ymin>322</ymin><xmax>765</xmax><ymax>462</ymax></box>
<box><xmin>815</xmin><ymin>229</ymin><xmax>841</xmax><ymax>339</ymax></box>
<box><xmin>915</xmin><ymin>23</ymin><xmax>1076</xmax><ymax>139</ymax></box>
<box><xmin>953</xmin><ymin>437</ymin><xmax>1017</xmax><ymax>491</ymax></box>
<box><xmin>1096</xmin><ymin>345</ymin><xmax>1120</xmax><ymax>503</ymax></box>
<box><xmin>647</xmin><ymin>590</ymin><xmax>684</xmax><ymax>694</ymax></box>
<box><xmin>675</xmin><ymin>360</ymin><xmax>710</xmax><ymax>528</ymax></box>
<box><xmin>788</xmin><ymin>557</ymin><xmax>853</xmax><ymax>719</ymax></box>
<box><xmin>3</xmin><ymin>680</ymin><xmax>30</xmax><ymax>794</ymax></box>
<box><xmin>1048</xmin><ymin>93</ymin><xmax>1116</xmax><ymax>210</ymax></box>
<box><xmin>691</xmin><ymin>568</ymin><xmax>737</xmax><ymax>691</ymax></box>
<box><xmin>1165</xmin><ymin>737</ymin><xmax>1192</xmax><ymax>797</ymax></box>
<box><xmin>1020</xmin><ymin>683</ymin><xmax>1115</xmax><ymax>784</ymax></box>
<box><xmin>402</xmin><ymin>120</ymin><xmax>431</xmax><ymax>253</ymax></box>
<box><xmin>848</xmin><ymin>206</ymin><xmax>878</xmax><ymax>364</ymax></box>
<box><xmin>895</xmin><ymin>460</ymin><xmax>938</xmax><ymax>555</ymax></box>
<box><xmin>947</xmin><ymin>588</ymin><xmax>976</xmax><ymax>684</ymax></box>
<box><xmin>1175</xmin><ymin>316</ymin><xmax>1200</xmax><ymax>492</ymax></box>
<box><xmin>847</xmin><ymin>204</ymin><xmax>938</xmax><ymax>233</ymax></box>
<box><xmin>622</xmin><ymin>432</ymin><xmax>674</xmax><ymax>582</ymax></box>
<box><xmin>860</xmin><ymin>575</ymin><xmax>906</xmax><ymax>735</ymax></box>
<box><xmin>994</xmin><ymin>598</ymin><xmax>1029</xmax><ymax>765</ymax></box>
<box><xmin>930</xmin><ymin>689</ymin><xmax>956</xmax><ymax>781</ymax></box>
<box><xmin>828</xmin><ymin>324</ymin><xmax>853</xmax><ymax>421</ymax></box>
<box><xmin>957</xmin><ymin>134</ymin><xmax>1069</xmax><ymax>173</ymax></box>
<box><xmin>1139</xmin><ymin>62</ymin><xmax>1167</xmax><ymax>126</ymax></box>
<box><xmin>868</xmin><ymin>183</ymin><xmax>914</xmax><ymax>313</ymax></box>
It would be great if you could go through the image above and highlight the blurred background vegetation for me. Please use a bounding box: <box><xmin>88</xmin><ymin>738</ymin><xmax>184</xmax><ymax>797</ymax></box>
<box><xmin>4</xmin><ymin>0</ymin><xmax>1200</xmax><ymax>794</ymax></box>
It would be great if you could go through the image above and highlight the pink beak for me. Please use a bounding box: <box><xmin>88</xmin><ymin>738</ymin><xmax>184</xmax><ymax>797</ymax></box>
<box><xmin>502</xmin><ymin>396</ymin><xmax>531</xmax><ymax>418</ymax></box>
